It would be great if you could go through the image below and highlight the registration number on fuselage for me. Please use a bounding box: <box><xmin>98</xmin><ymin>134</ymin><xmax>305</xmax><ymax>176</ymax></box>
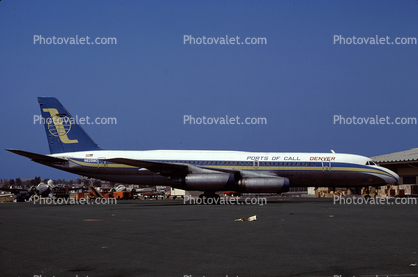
<box><xmin>84</xmin><ymin>159</ymin><xmax>99</xmax><ymax>163</ymax></box>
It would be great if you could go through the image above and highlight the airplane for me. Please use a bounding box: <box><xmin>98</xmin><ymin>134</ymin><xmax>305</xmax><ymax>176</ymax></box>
<box><xmin>0</xmin><ymin>183</ymin><xmax>51</xmax><ymax>201</ymax></box>
<box><xmin>6</xmin><ymin>97</ymin><xmax>399</xmax><ymax>199</ymax></box>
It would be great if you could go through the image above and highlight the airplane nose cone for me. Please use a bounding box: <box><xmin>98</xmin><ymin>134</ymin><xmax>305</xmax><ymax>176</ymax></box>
<box><xmin>383</xmin><ymin>169</ymin><xmax>399</xmax><ymax>184</ymax></box>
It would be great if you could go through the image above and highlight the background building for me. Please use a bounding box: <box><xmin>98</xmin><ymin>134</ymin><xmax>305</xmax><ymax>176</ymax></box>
<box><xmin>372</xmin><ymin>148</ymin><xmax>418</xmax><ymax>185</ymax></box>
<box><xmin>371</xmin><ymin>148</ymin><xmax>418</xmax><ymax>196</ymax></box>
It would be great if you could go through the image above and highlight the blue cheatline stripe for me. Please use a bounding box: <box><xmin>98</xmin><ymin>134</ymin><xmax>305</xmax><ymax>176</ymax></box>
<box><xmin>69</xmin><ymin>158</ymin><xmax>394</xmax><ymax>178</ymax></box>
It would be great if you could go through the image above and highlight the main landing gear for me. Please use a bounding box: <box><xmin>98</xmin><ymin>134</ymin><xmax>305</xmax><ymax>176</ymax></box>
<box><xmin>198</xmin><ymin>191</ymin><xmax>220</xmax><ymax>204</ymax></box>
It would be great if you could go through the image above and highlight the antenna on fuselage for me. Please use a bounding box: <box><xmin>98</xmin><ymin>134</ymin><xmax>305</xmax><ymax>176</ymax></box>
<box><xmin>331</xmin><ymin>150</ymin><xmax>335</xmax><ymax>153</ymax></box>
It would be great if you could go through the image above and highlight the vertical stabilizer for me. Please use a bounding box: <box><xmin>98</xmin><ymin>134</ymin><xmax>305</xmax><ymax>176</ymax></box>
<box><xmin>38</xmin><ymin>97</ymin><xmax>101</xmax><ymax>154</ymax></box>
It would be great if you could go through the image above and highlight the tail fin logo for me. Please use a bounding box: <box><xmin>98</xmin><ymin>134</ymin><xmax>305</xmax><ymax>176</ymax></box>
<box><xmin>43</xmin><ymin>108</ymin><xmax>78</xmax><ymax>144</ymax></box>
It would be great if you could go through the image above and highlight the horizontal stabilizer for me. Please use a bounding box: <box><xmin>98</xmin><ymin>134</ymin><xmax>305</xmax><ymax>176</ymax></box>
<box><xmin>6</xmin><ymin>149</ymin><xmax>67</xmax><ymax>163</ymax></box>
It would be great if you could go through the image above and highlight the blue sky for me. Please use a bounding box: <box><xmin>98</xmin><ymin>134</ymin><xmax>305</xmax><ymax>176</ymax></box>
<box><xmin>1</xmin><ymin>0</ymin><xmax>418</xmax><ymax>180</ymax></box>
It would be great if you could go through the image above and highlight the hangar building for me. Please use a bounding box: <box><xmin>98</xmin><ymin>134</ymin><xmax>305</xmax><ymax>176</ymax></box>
<box><xmin>371</xmin><ymin>148</ymin><xmax>418</xmax><ymax>188</ymax></box>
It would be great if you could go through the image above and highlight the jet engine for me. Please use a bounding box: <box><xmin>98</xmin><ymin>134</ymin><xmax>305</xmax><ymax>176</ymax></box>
<box><xmin>170</xmin><ymin>173</ymin><xmax>233</xmax><ymax>191</ymax></box>
<box><xmin>237</xmin><ymin>177</ymin><xmax>289</xmax><ymax>193</ymax></box>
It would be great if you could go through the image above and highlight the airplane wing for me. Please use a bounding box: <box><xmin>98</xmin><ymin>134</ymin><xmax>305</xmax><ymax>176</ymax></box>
<box><xmin>5</xmin><ymin>149</ymin><xmax>67</xmax><ymax>163</ymax></box>
<box><xmin>105</xmin><ymin>158</ymin><xmax>189</xmax><ymax>177</ymax></box>
<box><xmin>106</xmin><ymin>157</ymin><xmax>288</xmax><ymax>193</ymax></box>
<box><xmin>105</xmin><ymin>157</ymin><xmax>278</xmax><ymax>179</ymax></box>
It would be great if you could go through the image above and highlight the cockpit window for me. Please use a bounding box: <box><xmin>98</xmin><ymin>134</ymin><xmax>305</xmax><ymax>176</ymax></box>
<box><xmin>366</xmin><ymin>161</ymin><xmax>376</xmax><ymax>166</ymax></box>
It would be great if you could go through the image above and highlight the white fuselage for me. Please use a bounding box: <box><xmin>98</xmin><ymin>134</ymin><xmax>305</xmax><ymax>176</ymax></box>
<box><xmin>49</xmin><ymin>149</ymin><xmax>399</xmax><ymax>190</ymax></box>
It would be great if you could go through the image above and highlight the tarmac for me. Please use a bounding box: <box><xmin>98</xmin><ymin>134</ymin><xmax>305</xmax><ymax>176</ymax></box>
<box><xmin>1</xmin><ymin>197</ymin><xmax>418</xmax><ymax>277</ymax></box>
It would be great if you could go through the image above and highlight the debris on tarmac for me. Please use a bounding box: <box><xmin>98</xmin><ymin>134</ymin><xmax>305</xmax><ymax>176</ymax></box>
<box><xmin>235</xmin><ymin>215</ymin><xmax>257</xmax><ymax>221</ymax></box>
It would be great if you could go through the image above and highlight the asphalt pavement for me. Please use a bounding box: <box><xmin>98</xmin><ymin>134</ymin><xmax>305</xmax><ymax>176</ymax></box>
<box><xmin>1</xmin><ymin>197</ymin><xmax>418</xmax><ymax>277</ymax></box>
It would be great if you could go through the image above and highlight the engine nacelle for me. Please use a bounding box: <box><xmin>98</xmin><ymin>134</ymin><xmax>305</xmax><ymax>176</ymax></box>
<box><xmin>237</xmin><ymin>177</ymin><xmax>289</xmax><ymax>193</ymax></box>
<box><xmin>170</xmin><ymin>173</ymin><xmax>233</xmax><ymax>191</ymax></box>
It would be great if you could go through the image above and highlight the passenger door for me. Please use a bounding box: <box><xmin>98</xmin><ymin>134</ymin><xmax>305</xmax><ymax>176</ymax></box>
<box><xmin>322</xmin><ymin>161</ymin><xmax>331</xmax><ymax>173</ymax></box>
<box><xmin>98</xmin><ymin>157</ymin><xmax>107</xmax><ymax>170</ymax></box>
